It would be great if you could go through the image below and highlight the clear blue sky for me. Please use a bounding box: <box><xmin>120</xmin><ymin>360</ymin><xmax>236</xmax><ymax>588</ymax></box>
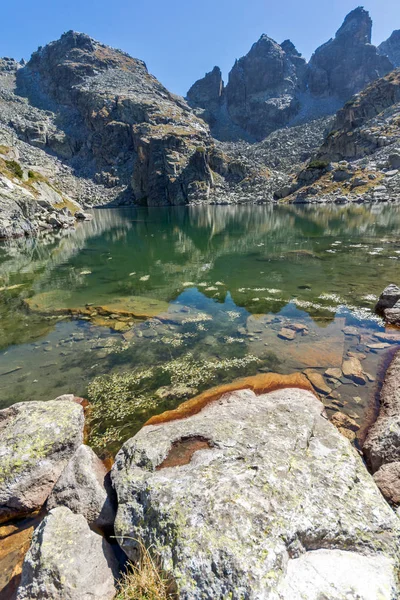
<box><xmin>0</xmin><ymin>0</ymin><xmax>399</xmax><ymax>96</ymax></box>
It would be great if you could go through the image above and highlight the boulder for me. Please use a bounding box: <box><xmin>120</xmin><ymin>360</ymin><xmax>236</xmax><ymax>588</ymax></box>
<box><xmin>112</xmin><ymin>387</ymin><xmax>400</xmax><ymax>598</ymax></box>
<box><xmin>47</xmin><ymin>445</ymin><xmax>116</xmax><ymax>533</ymax></box>
<box><xmin>275</xmin><ymin>549</ymin><xmax>398</xmax><ymax>599</ymax></box>
<box><xmin>376</xmin><ymin>283</ymin><xmax>400</xmax><ymax>313</ymax></box>
<box><xmin>0</xmin><ymin>398</ymin><xmax>84</xmax><ymax>523</ymax></box>
<box><xmin>385</xmin><ymin>300</ymin><xmax>400</xmax><ymax>326</ymax></box>
<box><xmin>16</xmin><ymin>507</ymin><xmax>118</xmax><ymax>600</ymax></box>
<box><xmin>303</xmin><ymin>369</ymin><xmax>332</xmax><ymax>395</ymax></box>
<box><xmin>373</xmin><ymin>462</ymin><xmax>400</xmax><ymax>506</ymax></box>
<box><xmin>364</xmin><ymin>350</ymin><xmax>400</xmax><ymax>472</ymax></box>
<box><xmin>388</xmin><ymin>152</ymin><xmax>400</xmax><ymax>170</ymax></box>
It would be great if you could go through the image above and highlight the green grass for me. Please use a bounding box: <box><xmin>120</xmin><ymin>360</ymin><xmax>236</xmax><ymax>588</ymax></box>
<box><xmin>5</xmin><ymin>160</ymin><xmax>23</xmax><ymax>178</ymax></box>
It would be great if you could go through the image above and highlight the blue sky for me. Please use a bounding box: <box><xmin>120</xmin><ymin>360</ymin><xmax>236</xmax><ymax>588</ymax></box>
<box><xmin>0</xmin><ymin>0</ymin><xmax>399</xmax><ymax>96</ymax></box>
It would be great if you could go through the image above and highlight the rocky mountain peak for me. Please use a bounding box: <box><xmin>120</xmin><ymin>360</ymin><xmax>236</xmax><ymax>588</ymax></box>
<box><xmin>280</xmin><ymin>39</ymin><xmax>301</xmax><ymax>57</ymax></box>
<box><xmin>187</xmin><ymin>65</ymin><xmax>224</xmax><ymax>111</ymax></box>
<box><xmin>379</xmin><ymin>30</ymin><xmax>400</xmax><ymax>67</ymax></box>
<box><xmin>307</xmin><ymin>7</ymin><xmax>392</xmax><ymax>100</ymax></box>
<box><xmin>224</xmin><ymin>34</ymin><xmax>300</xmax><ymax>139</ymax></box>
<box><xmin>335</xmin><ymin>6</ymin><xmax>372</xmax><ymax>44</ymax></box>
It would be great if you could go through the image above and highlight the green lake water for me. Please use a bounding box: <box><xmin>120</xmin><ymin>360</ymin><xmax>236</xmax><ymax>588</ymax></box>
<box><xmin>1</xmin><ymin>203</ymin><xmax>400</xmax><ymax>455</ymax></box>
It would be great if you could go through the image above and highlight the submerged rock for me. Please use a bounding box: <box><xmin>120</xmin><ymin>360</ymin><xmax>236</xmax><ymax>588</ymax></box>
<box><xmin>342</xmin><ymin>356</ymin><xmax>366</xmax><ymax>385</ymax></box>
<box><xmin>0</xmin><ymin>397</ymin><xmax>84</xmax><ymax>523</ymax></box>
<box><xmin>16</xmin><ymin>507</ymin><xmax>118</xmax><ymax>600</ymax></box>
<box><xmin>112</xmin><ymin>386</ymin><xmax>400</xmax><ymax>599</ymax></box>
<box><xmin>303</xmin><ymin>369</ymin><xmax>332</xmax><ymax>395</ymax></box>
<box><xmin>47</xmin><ymin>444</ymin><xmax>116</xmax><ymax>533</ymax></box>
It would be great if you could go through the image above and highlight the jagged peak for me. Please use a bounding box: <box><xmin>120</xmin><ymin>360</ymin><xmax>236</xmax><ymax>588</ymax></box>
<box><xmin>335</xmin><ymin>6</ymin><xmax>372</xmax><ymax>44</ymax></box>
<box><xmin>280</xmin><ymin>39</ymin><xmax>302</xmax><ymax>57</ymax></box>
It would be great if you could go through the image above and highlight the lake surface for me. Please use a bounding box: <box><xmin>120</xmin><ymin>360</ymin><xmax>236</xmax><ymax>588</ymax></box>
<box><xmin>1</xmin><ymin>203</ymin><xmax>400</xmax><ymax>455</ymax></box>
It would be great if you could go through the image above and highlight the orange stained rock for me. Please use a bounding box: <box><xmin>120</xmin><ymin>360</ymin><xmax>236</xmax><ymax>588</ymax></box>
<box><xmin>0</xmin><ymin>511</ymin><xmax>43</xmax><ymax>599</ymax></box>
<box><xmin>146</xmin><ymin>372</ymin><xmax>317</xmax><ymax>426</ymax></box>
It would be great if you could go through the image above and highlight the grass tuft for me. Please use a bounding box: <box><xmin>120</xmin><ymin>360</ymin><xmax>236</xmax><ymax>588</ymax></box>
<box><xmin>116</xmin><ymin>541</ymin><xmax>173</xmax><ymax>600</ymax></box>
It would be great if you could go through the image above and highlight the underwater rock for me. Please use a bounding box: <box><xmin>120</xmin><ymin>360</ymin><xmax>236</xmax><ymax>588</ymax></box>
<box><xmin>342</xmin><ymin>357</ymin><xmax>366</xmax><ymax>385</ymax></box>
<box><xmin>16</xmin><ymin>507</ymin><xmax>118</xmax><ymax>600</ymax></box>
<box><xmin>303</xmin><ymin>369</ymin><xmax>332</xmax><ymax>395</ymax></box>
<box><xmin>25</xmin><ymin>292</ymin><xmax>170</xmax><ymax>321</ymax></box>
<box><xmin>112</xmin><ymin>386</ymin><xmax>400</xmax><ymax>599</ymax></box>
<box><xmin>278</xmin><ymin>327</ymin><xmax>296</xmax><ymax>341</ymax></box>
<box><xmin>0</xmin><ymin>397</ymin><xmax>84</xmax><ymax>523</ymax></box>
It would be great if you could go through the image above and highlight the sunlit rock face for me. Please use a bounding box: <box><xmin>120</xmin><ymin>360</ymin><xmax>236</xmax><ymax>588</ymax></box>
<box><xmin>379</xmin><ymin>30</ymin><xmax>400</xmax><ymax>68</ymax></box>
<box><xmin>187</xmin><ymin>66</ymin><xmax>225</xmax><ymax>112</ymax></box>
<box><xmin>225</xmin><ymin>35</ymin><xmax>303</xmax><ymax>139</ymax></box>
<box><xmin>306</xmin><ymin>7</ymin><xmax>393</xmax><ymax>100</ymax></box>
<box><xmin>112</xmin><ymin>386</ymin><xmax>400</xmax><ymax>599</ymax></box>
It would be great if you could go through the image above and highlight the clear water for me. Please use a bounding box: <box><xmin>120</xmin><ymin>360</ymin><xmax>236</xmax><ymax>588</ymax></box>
<box><xmin>1</xmin><ymin>203</ymin><xmax>400</xmax><ymax>455</ymax></box>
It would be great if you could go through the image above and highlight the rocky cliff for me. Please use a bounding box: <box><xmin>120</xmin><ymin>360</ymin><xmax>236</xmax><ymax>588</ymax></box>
<box><xmin>0</xmin><ymin>31</ymin><xmax>259</xmax><ymax>222</ymax></box>
<box><xmin>307</xmin><ymin>7</ymin><xmax>392</xmax><ymax>99</ymax></box>
<box><xmin>187</xmin><ymin>7</ymin><xmax>394</xmax><ymax>141</ymax></box>
<box><xmin>379</xmin><ymin>30</ymin><xmax>400</xmax><ymax>68</ymax></box>
<box><xmin>277</xmin><ymin>68</ymin><xmax>400</xmax><ymax>203</ymax></box>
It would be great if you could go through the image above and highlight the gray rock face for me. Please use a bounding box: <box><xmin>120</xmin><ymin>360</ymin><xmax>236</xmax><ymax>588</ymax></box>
<box><xmin>364</xmin><ymin>350</ymin><xmax>400</xmax><ymax>472</ymax></box>
<box><xmin>16</xmin><ymin>506</ymin><xmax>118</xmax><ymax>600</ymax></box>
<box><xmin>317</xmin><ymin>69</ymin><xmax>400</xmax><ymax>163</ymax></box>
<box><xmin>19</xmin><ymin>31</ymin><xmax>228</xmax><ymax>207</ymax></box>
<box><xmin>379</xmin><ymin>30</ymin><xmax>400</xmax><ymax>68</ymax></box>
<box><xmin>47</xmin><ymin>444</ymin><xmax>116</xmax><ymax>533</ymax></box>
<box><xmin>0</xmin><ymin>398</ymin><xmax>84</xmax><ymax>523</ymax></box>
<box><xmin>112</xmin><ymin>387</ymin><xmax>400</xmax><ymax>599</ymax></box>
<box><xmin>187</xmin><ymin>66</ymin><xmax>224</xmax><ymax>112</ymax></box>
<box><xmin>225</xmin><ymin>35</ymin><xmax>302</xmax><ymax>139</ymax></box>
<box><xmin>0</xmin><ymin>175</ymin><xmax>38</xmax><ymax>238</ymax></box>
<box><xmin>307</xmin><ymin>7</ymin><xmax>393</xmax><ymax>100</ymax></box>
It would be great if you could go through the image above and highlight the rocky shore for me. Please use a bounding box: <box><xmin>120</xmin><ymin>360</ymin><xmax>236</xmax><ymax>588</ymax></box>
<box><xmin>1</xmin><ymin>298</ymin><xmax>400</xmax><ymax>599</ymax></box>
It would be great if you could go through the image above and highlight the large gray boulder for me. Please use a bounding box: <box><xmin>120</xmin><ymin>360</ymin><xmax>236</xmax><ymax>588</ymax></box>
<box><xmin>0</xmin><ymin>398</ymin><xmax>84</xmax><ymax>523</ymax></box>
<box><xmin>376</xmin><ymin>283</ymin><xmax>400</xmax><ymax>313</ymax></box>
<box><xmin>112</xmin><ymin>387</ymin><xmax>400</xmax><ymax>599</ymax></box>
<box><xmin>47</xmin><ymin>444</ymin><xmax>116</xmax><ymax>533</ymax></box>
<box><xmin>16</xmin><ymin>506</ymin><xmax>118</xmax><ymax>600</ymax></box>
<box><xmin>364</xmin><ymin>350</ymin><xmax>400</xmax><ymax>472</ymax></box>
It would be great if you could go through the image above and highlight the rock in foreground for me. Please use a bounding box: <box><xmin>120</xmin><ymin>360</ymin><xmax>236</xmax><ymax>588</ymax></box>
<box><xmin>16</xmin><ymin>506</ymin><xmax>118</xmax><ymax>600</ymax></box>
<box><xmin>112</xmin><ymin>387</ymin><xmax>400</xmax><ymax>599</ymax></box>
<box><xmin>364</xmin><ymin>350</ymin><xmax>400</xmax><ymax>473</ymax></box>
<box><xmin>47</xmin><ymin>444</ymin><xmax>116</xmax><ymax>533</ymax></box>
<box><xmin>0</xmin><ymin>398</ymin><xmax>84</xmax><ymax>523</ymax></box>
